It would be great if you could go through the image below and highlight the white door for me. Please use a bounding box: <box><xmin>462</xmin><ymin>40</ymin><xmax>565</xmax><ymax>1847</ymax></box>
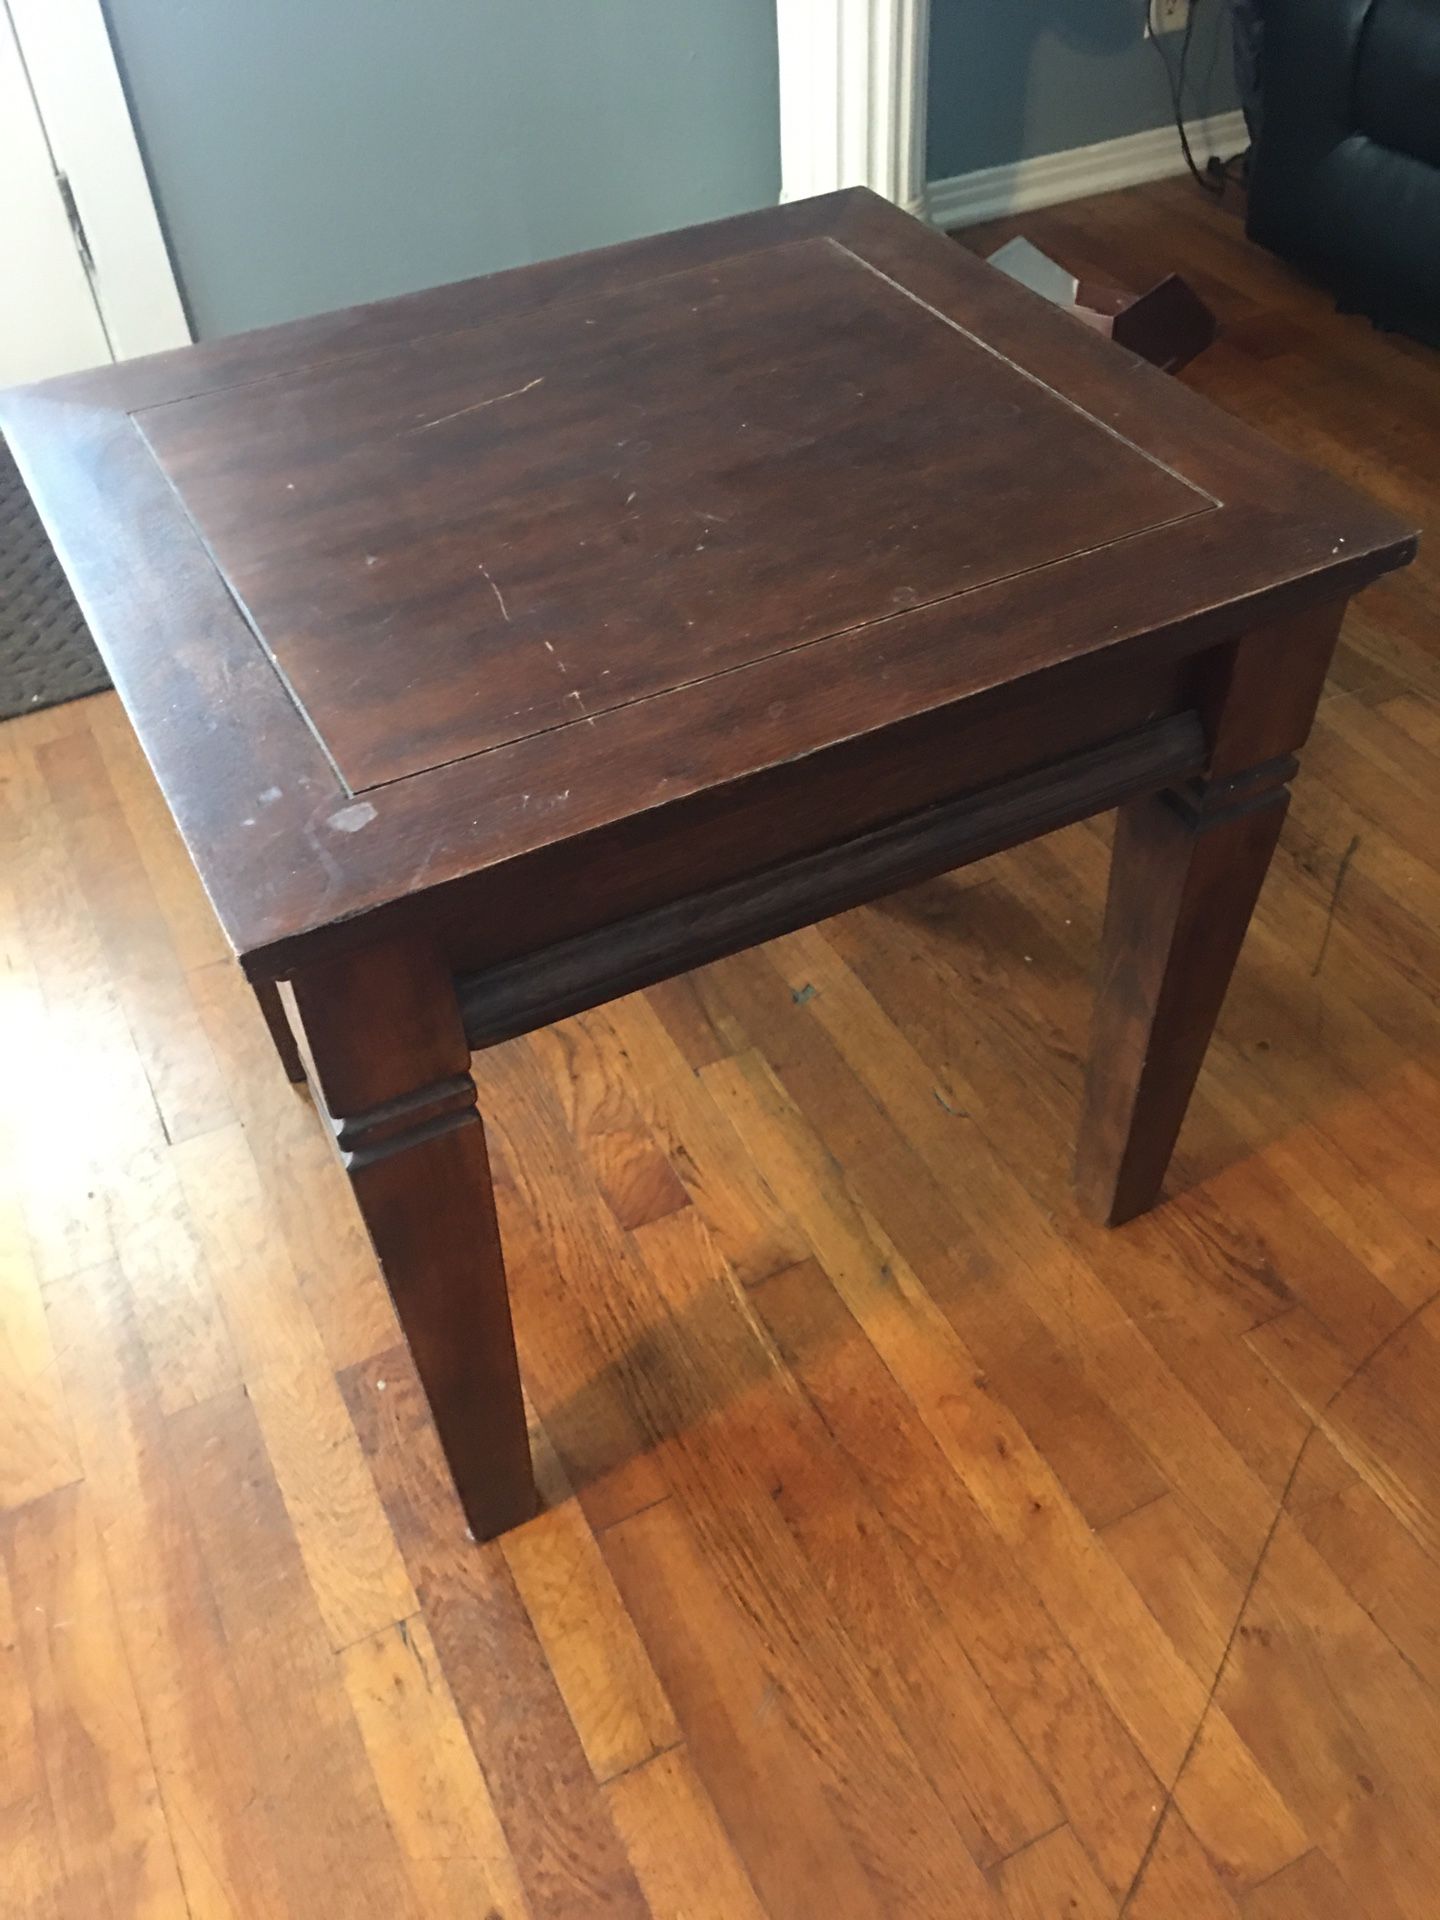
<box><xmin>0</xmin><ymin>3</ymin><xmax>110</xmax><ymax>385</ymax></box>
<box><xmin>0</xmin><ymin>0</ymin><xmax>187</xmax><ymax>389</ymax></box>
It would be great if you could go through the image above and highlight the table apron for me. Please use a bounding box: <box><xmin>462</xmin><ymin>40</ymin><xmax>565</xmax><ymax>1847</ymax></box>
<box><xmin>457</xmin><ymin>710</ymin><xmax>1206</xmax><ymax>1051</ymax></box>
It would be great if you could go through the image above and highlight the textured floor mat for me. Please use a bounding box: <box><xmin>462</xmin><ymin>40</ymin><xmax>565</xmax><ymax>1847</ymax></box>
<box><xmin>0</xmin><ymin>436</ymin><xmax>109</xmax><ymax>722</ymax></box>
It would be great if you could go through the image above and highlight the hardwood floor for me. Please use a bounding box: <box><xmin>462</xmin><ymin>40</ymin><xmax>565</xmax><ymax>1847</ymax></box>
<box><xmin>3</xmin><ymin>176</ymin><xmax>1438</xmax><ymax>1917</ymax></box>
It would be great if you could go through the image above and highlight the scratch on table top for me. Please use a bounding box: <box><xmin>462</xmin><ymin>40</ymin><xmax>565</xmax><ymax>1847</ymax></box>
<box><xmin>301</xmin><ymin>812</ymin><xmax>345</xmax><ymax>909</ymax></box>
<box><xmin>477</xmin><ymin>563</ymin><xmax>510</xmax><ymax>623</ymax></box>
<box><xmin>404</xmin><ymin>825</ymin><xmax>447</xmax><ymax>892</ymax></box>
<box><xmin>408</xmin><ymin>375</ymin><xmax>544</xmax><ymax>433</ymax></box>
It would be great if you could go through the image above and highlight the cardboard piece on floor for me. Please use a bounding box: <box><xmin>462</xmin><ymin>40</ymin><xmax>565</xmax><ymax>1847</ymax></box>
<box><xmin>986</xmin><ymin>235</ymin><xmax>1217</xmax><ymax>374</ymax></box>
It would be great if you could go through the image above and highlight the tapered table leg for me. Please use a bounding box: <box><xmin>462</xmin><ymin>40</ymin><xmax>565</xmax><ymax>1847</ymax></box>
<box><xmin>252</xmin><ymin>976</ymin><xmax>306</xmax><ymax>1084</ymax></box>
<box><xmin>1075</xmin><ymin>764</ymin><xmax>1291</xmax><ymax>1224</ymax></box>
<box><xmin>1075</xmin><ymin>602</ymin><xmax>1346</xmax><ymax>1227</ymax></box>
<box><xmin>291</xmin><ymin>942</ymin><xmax>536</xmax><ymax>1540</ymax></box>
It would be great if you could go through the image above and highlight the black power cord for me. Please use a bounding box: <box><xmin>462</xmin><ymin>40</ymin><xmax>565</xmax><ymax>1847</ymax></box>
<box><xmin>1146</xmin><ymin>0</ymin><xmax>1244</xmax><ymax>196</ymax></box>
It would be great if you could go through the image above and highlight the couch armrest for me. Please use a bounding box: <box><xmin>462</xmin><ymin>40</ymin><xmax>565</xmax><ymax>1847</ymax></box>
<box><xmin>1258</xmin><ymin>0</ymin><xmax>1377</xmax><ymax>151</ymax></box>
<box><xmin>1249</xmin><ymin>0</ymin><xmax>1376</xmax><ymax>255</ymax></box>
<box><xmin>1357</xmin><ymin>0</ymin><xmax>1440</xmax><ymax>169</ymax></box>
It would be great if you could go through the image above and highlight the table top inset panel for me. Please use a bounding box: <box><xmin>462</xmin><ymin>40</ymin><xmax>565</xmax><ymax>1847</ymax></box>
<box><xmin>133</xmin><ymin>235</ymin><xmax>1211</xmax><ymax>792</ymax></box>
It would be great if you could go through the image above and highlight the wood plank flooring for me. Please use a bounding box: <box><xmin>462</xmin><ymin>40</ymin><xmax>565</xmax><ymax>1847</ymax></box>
<box><xmin>3</xmin><ymin>178</ymin><xmax>1438</xmax><ymax>1917</ymax></box>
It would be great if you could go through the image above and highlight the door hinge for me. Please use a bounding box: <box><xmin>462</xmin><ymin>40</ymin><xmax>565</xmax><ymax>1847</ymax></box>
<box><xmin>54</xmin><ymin>170</ymin><xmax>95</xmax><ymax>276</ymax></box>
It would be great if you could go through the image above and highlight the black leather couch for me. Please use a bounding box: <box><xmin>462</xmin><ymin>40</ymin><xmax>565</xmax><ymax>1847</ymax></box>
<box><xmin>1246</xmin><ymin>0</ymin><xmax>1440</xmax><ymax>347</ymax></box>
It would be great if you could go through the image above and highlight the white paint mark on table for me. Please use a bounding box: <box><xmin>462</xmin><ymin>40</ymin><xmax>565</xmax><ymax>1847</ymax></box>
<box><xmin>329</xmin><ymin>802</ymin><xmax>378</xmax><ymax>834</ymax></box>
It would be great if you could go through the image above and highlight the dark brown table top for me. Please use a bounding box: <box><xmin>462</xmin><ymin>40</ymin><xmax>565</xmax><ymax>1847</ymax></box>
<box><xmin>2</xmin><ymin>189</ymin><xmax>1415</xmax><ymax>978</ymax></box>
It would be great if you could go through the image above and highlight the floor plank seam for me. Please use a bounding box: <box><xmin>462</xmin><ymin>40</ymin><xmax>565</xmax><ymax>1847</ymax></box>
<box><xmin>595</xmin><ymin>1490</ymin><xmax>672</xmax><ymax>1536</ymax></box>
<box><xmin>1118</xmin><ymin>1279</ymin><xmax>1440</xmax><ymax>1915</ymax></box>
<box><xmin>159</xmin><ymin>1778</ymin><xmax>224</xmax><ymax>1920</ymax></box>
<box><xmin>986</xmin><ymin>1818</ymin><xmax>1071</xmax><ymax>1873</ymax></box>
<box><xmin>1116</xmin><ymin>1440</ymin><xmax>1310</xmax><ymax>1916</ymax></box>
<box><xmin>0</xmin><ymin>1473</ymin><xmax>86</xmax><ymax>1524</ymax></box>
<box><xmin>1096</xmin><ymin>1486</ymin><xmax>1172</xmax><ymax>1532</ymax></box>
<box><xmin>1309</xmin><ymin>832</ymin><xmax>1362</xmax><ymax>980</ymax></box>
<box><xmin>328</xmin><ymin>1607</ymin><xmax>424</xmax><ymax>1662</ymax></box>
<box><xmin>594</xmin><ymin>1735</ymin><xmax>686</xmax><ymax>1789</ymax></box>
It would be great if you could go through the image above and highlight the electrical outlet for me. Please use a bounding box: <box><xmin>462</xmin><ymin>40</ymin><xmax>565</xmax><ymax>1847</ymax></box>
<box><xmin>1146</xmin><ymin>0</ymin><xmax>1192</xmax><ymax>35</ymax></box>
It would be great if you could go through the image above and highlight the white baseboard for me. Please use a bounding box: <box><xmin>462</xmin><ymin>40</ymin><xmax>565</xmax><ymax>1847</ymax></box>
<box><xmin>925</xmin><ymin>109</ymin><xmax>1248</xmax><ymax>230</ymax></box>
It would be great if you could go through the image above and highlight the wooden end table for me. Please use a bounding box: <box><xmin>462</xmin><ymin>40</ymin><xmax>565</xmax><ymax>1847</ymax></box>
<box><xmin>4</xmin><ymin>191</ymin><xmax>1415</xmax><ymax>1540</ymax></box>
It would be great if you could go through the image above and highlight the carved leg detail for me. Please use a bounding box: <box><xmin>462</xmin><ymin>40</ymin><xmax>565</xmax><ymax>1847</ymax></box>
<box><xmin>291</xmin><ymin>944</ymin><xmax>536</xmax><ymax>1540</ymax></box>
<box><xmin>252</xmin><ymin>976</ymin><xmax>305</xmax><ymax>1084</ymax></box>
<box><xmin>1075</xmin><ymin>759</ymin><xmax>1293</xmax><ymax>1226</ymax></box>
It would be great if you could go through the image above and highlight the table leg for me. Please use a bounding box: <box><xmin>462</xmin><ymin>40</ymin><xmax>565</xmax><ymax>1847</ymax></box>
<box><xmin>1074</xmin><ymin>762</ymin><xmax>1292</xmax><ymax>1225</ymax></box>
<box><xmin>290</xmin><ymin>942</ymin><xmax>536</xmax><ymax>1539</ymax></box>
<box><xmin>252</xmin><ymin>976</ymin><xmax>305</xmax><ymax>1084</ymax></box>
<box><xmin>1075</xmin><ymin>602</ymin><xmax>1345</xmax><ymax>1226</ymax></box>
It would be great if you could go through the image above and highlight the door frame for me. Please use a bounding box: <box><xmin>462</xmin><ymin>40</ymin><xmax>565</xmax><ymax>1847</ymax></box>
<box><xmin>776</xmin><ymin>0</ymin><xmax>931</xmax><ymax>216</ymax></box>
<box><xmin>5</xmin><ymin>0</ymin><xmax>189</xmax><ymax>360</ymax></box>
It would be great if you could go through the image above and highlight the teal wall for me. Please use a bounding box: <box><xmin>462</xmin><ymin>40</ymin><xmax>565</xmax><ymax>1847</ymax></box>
<box><xmin>102</xmin><ymin>1</ymin><xmax>1238</xmax><ymax>340</ymax></box>
<box><xmin>927</xmin><ymin>0</ymin><xmax>1239</xmax><ymax>179</ymax></box>
<box><xmin>101</xmin><ymin>1</ymin><xmax>781</xmax><ymax>339</ymax></box>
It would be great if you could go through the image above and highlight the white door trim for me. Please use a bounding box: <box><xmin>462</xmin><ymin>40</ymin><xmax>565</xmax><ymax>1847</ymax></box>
<box><xmin>776</xmin><ymin>0</ymin><xmax>931</xmax><ymax>216</ymax></box>
<box><xmin>6</xmin><ymin>0</ymin><xmax>189</xmax><ymax>359</ymax></box>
